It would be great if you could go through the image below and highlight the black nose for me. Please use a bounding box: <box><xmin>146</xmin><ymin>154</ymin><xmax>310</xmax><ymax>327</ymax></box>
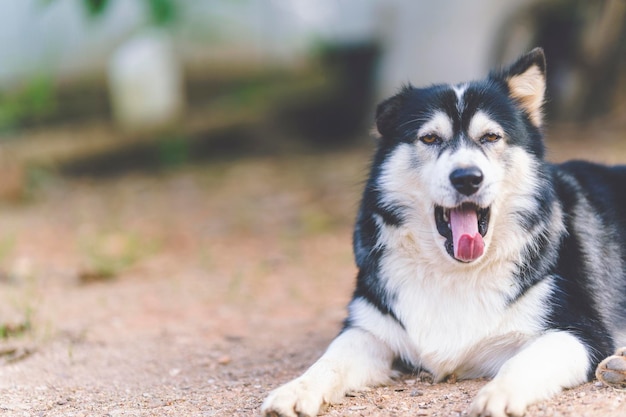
<box><xmin>450</xmin><ymin>167</ymin><xmax>483</xmax><ymax>196</ymax></box>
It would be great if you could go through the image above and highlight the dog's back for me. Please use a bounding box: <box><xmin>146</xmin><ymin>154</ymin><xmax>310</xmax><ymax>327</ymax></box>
<box><xmin>553</xmin><ymin>161</ymin><xmax>626</xmax><ymax>348</ymax></box>
<box><xmin>559</xmin><ymin>161</ymin><xmax>626</xmax><ymax>223</ymax></box>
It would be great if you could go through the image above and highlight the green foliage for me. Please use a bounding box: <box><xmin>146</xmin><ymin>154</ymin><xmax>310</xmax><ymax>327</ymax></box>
<box><xmin>79</xmin><ymin>232</ymin><xmax>159</xmax><ymax>282</ymax></box>
<box><xmin>0</xmin><ymin>316</ymin><xmax>31</xmax><ymax>340</ymax></box>
<box><xmin>83</xmin><ymin>0</ymin><xmax>110</xmax><ymax>18</ymax></box>
<box><xmin>146</xmin><ymin>0</ymin><xmax>177</xmax><ymax>26</ymax></box>
<box><xmin>76</xmin><ymin>0</ymin><xmax>177</xmax><ymax>26</ymax></box>
<box><xmin>0</xmin><ymin>76</ymin><xmax>56</xmax><ymax>131</ymax></box>
<box><xmin>157</xmin><ymin>134</ymin><xmax>190</xmax><ymax>169</ymax></box>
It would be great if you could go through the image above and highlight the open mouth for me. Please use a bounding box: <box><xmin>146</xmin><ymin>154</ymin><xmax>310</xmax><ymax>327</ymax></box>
<box><xmin>435</xmin><ymin>204</ymin><xmax>490</xmax><ymax>262</ymax></box>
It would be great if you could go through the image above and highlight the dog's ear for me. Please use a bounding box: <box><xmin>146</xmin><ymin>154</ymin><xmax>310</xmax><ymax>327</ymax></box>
<box><xmin>375</xmin><ymin>88</ymin><xmax>409</xmax><ymax>138</ymax></box>
<box><xmin>494</xmin><ymin>48</ymin><xmax>546</xmax><ymax>127</ymax></box>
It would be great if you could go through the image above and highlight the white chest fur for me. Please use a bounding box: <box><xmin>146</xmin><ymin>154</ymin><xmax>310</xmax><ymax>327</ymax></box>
<box><xmin>355</xmin><ymin>222</ymin><xmax>553</xmax><ymax>381</ymax></box>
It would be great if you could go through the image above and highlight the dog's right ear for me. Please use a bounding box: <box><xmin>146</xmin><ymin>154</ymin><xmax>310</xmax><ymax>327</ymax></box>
<box><xmin>375</xmin><ymin>88</ymin><xmax>408</xmax><ymax>138</ymax></box>
<box><xmin>493</xmin><ymin>48</ymin><xmax>547</xmax><ymax>127</ymax></box>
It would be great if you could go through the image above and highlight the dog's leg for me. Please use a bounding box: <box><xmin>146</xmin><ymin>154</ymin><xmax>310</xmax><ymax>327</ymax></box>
<box><xmin>596</xmin><ymin>347</ymin><xmax>626</xmax><ymax>390</ymax></box>
<box><xmin>469</xmin><ymin>331</ymin><xmax>590</xmax><ymax>417</ymax></box>
<box><xmin>261</xmin><ymin>327</ymin><xmax>394</xmax><ymax>417</ymax></box>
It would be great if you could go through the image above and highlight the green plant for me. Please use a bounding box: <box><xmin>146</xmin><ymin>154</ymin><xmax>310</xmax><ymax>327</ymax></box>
<box><xmin>0</xmin><ymin>76</ymin><xmax>56</xmax><ymax>131</ymax></box>
<box><xmin>81</xmin><ymin>0</ymin><xmax>177</xmax><ymax>26</ymax></box>
<box><xmin>157</xmin><ymin>134</ymin><xmax>190</xmax><ymax>168</ymax></box>
<box><xmin>79</xmin><ymin>232</ymin><xmax>159</xmax><ymax>282</ymax></box>
<box><xmin>0</xmin><ymin>316</ymin><xmax>31</xmax><ymax>339</ymax></box>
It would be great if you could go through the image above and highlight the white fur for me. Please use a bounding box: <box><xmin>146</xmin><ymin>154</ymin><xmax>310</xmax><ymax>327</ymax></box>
<box><xmin>416</xmin><ymin>111</ymin><xmax>453</xmax><ymax>140</ymax></box>
<box><xmin>348</xmin><ymin>297</ymin><xmax>419</xmax><ymax>362</ymax></box>
<box><xmin>470</xmin><ymin>331</ymin><xmax>590</xmax><ymax>417</ymax></box>
<box><xmin>375</xmin><ymin>244</ymin><xmax>554</xmax><ymax>380</ymax></box>
<box><xmin>453</xmin><ymin>83</ymin><xmax>468</xmax><ymax>114</ymax></box>
<box><xmin>616</xmin><ymin>331</ymin><xmax>626</xmax><ymax>349</ymax></box>
<box><xmin>260</xmin><ymin>328</ymin><xmax>394</xmax><ymax>417</ymax></box>
<box><xmin>507</xmin><ymin>65</ymin><xmax>545</xmax><ymax>127</ymax></box>
<box><xmin>468</xmin><ymin>110</ymin><xmax>505</xmax><ymax>140</ymax></box>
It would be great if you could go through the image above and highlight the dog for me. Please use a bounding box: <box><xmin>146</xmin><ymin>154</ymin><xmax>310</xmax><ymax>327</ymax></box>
<box><xmin>261</xmin><ymin>48</ymin><xmax>626</xmax><ymax>417</ymax></box>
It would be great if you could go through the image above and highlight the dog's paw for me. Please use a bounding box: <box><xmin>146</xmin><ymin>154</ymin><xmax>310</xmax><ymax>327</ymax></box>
<box><xmin>261</xmin><ymin>378</ymin><xmax>325</xmax><ymax>417</ymax></box>
<box><xmin>469</xmin><ymin>379</ymin><xmax>529</xmax><ymax>417</ymax></box>
<box><xmin>596</xmin><ymin>347</ymin><xmax>626</xmax><ymax>390</ymax></box>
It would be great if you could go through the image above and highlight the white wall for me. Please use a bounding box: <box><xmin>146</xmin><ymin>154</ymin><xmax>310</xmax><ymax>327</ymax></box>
<box><xmin>0</xmin><ymin>0</ymin><xmax>145</xmax><ymax>84</ymax></box>
<box><xmin>374</xmin><ymin>0</ymin><xmax>534</xmax><ymax>96</ymax></box>
<box><xmin>0</xmin><ymin>0</ymin><xmax>533</xmax><ymax>94</ymax></box>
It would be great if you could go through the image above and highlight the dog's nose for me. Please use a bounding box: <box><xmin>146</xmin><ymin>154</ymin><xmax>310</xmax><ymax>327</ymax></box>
<box><xmin>450</xmin><ymin>167</ymin><xmax>483</xmax><ymax>196</ymax></box>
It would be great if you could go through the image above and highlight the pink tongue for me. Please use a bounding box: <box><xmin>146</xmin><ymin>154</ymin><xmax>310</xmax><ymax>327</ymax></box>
<box><xmin>449</xmin><ymin>207</ymin><xmax>484</xmax><ymax>262</ymax></box>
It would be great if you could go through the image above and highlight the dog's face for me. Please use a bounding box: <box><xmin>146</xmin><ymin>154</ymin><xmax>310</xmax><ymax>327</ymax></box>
<box><xmin>373</xmin><ymin>49</ymin><xmax>547</xmax><ymax>264</ymax></box>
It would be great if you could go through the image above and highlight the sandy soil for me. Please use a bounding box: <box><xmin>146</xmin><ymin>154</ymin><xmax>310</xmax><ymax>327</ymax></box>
<box><xmin>1</xmin><ymin>127</ymin><xmax>626</xmax><ymax>417</ymax></box>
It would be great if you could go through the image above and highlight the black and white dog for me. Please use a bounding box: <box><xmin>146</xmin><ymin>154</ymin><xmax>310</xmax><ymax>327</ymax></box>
<box><xmin>262</xmin><ymin>48</ymin><xmax>626</xmax><ymax>417</ymax></box>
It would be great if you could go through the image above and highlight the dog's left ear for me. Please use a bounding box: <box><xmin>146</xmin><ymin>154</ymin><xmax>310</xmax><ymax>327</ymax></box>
<box><xmin>375</xmin><ymin>88</ymin><xmax>408</xmax><ymax>138</ymax></box>
<box><xmin>493</xmin><ymin>48</ymin><xmax>546</xmax><ymax>127</ymax></box>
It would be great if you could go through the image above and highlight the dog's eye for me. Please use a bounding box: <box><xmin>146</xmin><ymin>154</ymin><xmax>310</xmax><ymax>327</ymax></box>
<box><xmin>419</xmin><ymin>134</ymin><xmax>441</xmax><ymax>145</ymax></box>
<box><xmin>481</xmin><ymin>133</ymin><xmax>501</xmax><ymax>143</ymax></box>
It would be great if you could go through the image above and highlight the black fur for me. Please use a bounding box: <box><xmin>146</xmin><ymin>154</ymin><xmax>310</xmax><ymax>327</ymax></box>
<box><xmin>548</xmin><ymin>161</ymin><xmax>626</xmax><ymax>375</ymax></box>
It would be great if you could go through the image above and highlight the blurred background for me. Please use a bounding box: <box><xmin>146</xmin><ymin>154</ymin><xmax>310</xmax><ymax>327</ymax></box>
<box><xmin>0</xmin><ymin>0</ymin><xmax>624</xmax><ymax>199</ymax></box>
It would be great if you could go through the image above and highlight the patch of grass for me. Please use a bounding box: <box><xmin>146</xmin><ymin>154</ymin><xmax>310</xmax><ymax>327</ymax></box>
<box><xmin>0</xmin><ymin>319</ymin><xmax>31</xmax><ymax>339</ymax></box>
<box><xmin>0</xmin><ymin>267</ymin><xmax>38</xmax><ymax>344</ymax></box>
<box><xmin>0</xmin><ymin>236</ymin><xmax>16</xmax><ymax>266</ymax></box>
<box><xmin>78</xmin><ymin>231</ymin><xmax>160</xmax><ymax>283</ymax></box>
<box><xmin>0</xmin><ymin>303</ymin><xmax>33</xmax><ymax>346</ymax></box>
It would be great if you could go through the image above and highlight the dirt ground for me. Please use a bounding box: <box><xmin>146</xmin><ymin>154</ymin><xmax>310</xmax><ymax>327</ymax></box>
<box><xmin>1</xmin><ymin>124</ymin><xmax>626</xmax><ymax>417</ymax></box>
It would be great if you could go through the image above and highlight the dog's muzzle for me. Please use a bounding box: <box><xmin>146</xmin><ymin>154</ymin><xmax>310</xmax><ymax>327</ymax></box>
<box><xmin>432</xmin><ymin>166</ymin><xmax>491</xmax><ymax>262</ymax></box>
<box><xmin>435</xmin><ymin>204</ymin><xmax>490</xmax><ymax>262</ymax></box>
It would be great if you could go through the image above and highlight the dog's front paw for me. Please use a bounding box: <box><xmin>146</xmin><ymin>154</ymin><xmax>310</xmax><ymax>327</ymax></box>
<box><xmin>261</xmin><ymin>378</ymin><xmax>325</xmax><ymax>417</ymax></box>
<box><xmin>469</xmin><ymin>379</ymin><xmax>528</xmax><ymax>417</ymax></box>
<box><xmin>596</xmin><ymin>347</ymin><xmax>626</xmax><ymax>390</ymax></box>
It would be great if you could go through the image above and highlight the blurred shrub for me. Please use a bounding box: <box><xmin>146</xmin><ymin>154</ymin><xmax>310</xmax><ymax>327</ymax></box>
<box><xmin>157</xmin><ymin>134</ymin><xmax>190</xmax><ymax>168</ymax></box>
<box><xmin>81</xmin><ymin>0</ymin><xmax>177</xmax><ymax>26</ymax></box>
<box><xmin>0</xmin><ymin>76</ymin><xmax>56</xmax><ymax>132</ymax></box>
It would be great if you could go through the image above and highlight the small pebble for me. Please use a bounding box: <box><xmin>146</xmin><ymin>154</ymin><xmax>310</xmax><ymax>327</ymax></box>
<box><xmin>217</xmin><ymin>355</ymin><xmax>231</xmax><ymax>365</ymax></box>
<box><xmin>349</xmin><ymin>406</ymin><xmax>367</xmax><ymax>411</ymax></box>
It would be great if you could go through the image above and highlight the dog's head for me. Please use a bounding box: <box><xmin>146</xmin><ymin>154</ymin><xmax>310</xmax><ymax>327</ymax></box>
<box><xmin>372</xmin><ymin>48</ymin><xmax>547</xmax><ymax>264</ymax></box>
